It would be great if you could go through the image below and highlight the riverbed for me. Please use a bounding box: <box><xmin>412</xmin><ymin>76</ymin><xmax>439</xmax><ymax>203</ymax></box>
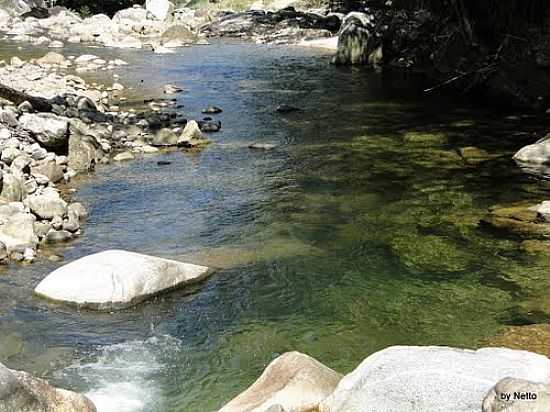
<box><xmin>1</xmin><ymin>40</ymin><xmax>550</xmax><ymax>412</ymax></box>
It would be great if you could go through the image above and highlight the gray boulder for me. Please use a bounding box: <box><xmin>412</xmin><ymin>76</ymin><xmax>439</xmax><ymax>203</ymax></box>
<box><xmin>0</xmin><ymin>361</ymin><xmax>96</xmax><ymax>412</ymax></box>
<box><xmin>319</xmin><ymin>346</ymin><xmax>550</xmax><ymax>412</ymax></box>
<box><xmin>19</xmin><ymin>113</ymin><xmax>70</xmax><ymax>150</ymax></box>
<box><xmin>24</xmin><ymin>189</ymin><xmax>67</xmax><ymax>220</ymax></box>
<box><xmin>0</xmin><ymin>206</ymin><xmax>37</xmax><ymax>251</ymax></box>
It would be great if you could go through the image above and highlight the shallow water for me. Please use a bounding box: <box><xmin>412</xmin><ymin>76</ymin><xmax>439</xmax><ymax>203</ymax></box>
<box><xmin>1</xmin><ymin>40</ymin><xmax>550</xmax><ymax>411</ymax></box>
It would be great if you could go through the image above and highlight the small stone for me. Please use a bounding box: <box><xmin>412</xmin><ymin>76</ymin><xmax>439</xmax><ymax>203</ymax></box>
<box><xmin>113</xmin><ymin>152</ymin><xmax>135</xmax><ymax>162</ymax></box>
<box><xmin>45</xmin><ymin>229</ymin><xmax>72</xmax><ymax>243</ymax></box>
<box><xmin>201</xmin><ymin>106</ymin><xmax>223</xmax><ymax>114</ymax></box>
<box><xmin>249</xmin><ymin>143</ymin><xmax>277</xmax><ymax>150</ymax></box>
<box><xmin>163</xmin><ymin>84</ymin><xmax>182</xmax><ymax>94</ymax></box>
<box><xmin>276</xmin><ymin>104</ymin><xmax>300</xmax><ymax>113</ymax></box>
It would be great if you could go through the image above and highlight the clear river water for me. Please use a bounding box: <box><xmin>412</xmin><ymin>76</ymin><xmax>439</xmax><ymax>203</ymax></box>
<box><xmin>1</xmin><ymin>40</ymin><xmax>550</xmax><ymax>412</ymax></box>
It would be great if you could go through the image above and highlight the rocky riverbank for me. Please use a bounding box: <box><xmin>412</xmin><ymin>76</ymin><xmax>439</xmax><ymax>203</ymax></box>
<box><xmin>0</xmin><ymin>47</ymin><xmax>217</xmax><ymax>265</ymax></box>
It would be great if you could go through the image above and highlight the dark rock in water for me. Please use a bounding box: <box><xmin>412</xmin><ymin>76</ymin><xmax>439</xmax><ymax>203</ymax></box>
<box><xmin>174</xmin><ymin>117</ymin><xmax>188</xmax><ymax>126</ymax></box>
<box><xmin>249</xmin><ymin>143</ymin><xmax>277</xmax><ymax>150</ymax></box>
<box><xmin>276</xmin><ymin>104</ymin><xmax>300</xmax><ymax>113</ymax></box>
<box><xmin>203</xmin><ymin>116</ymin><xmax>213</xmax><ymax>121</ymax></box>
<box><xmin>157</xmin><ymin>161</ymin><xmax>172</xmax><ymax>166</ymax></box>
<box><xmin>202</xmin><ymin>106</ymin><xmax>223</xmax><ymax>114</ymax></box>
<box><xmin>21</xmin><ymin>7</ymin><xmax>49</xmax><ymax>19</ymax></box>
<box><xmin>176</xmin><ymin>105</ymin><xmax>185</xmax><ymax>109</ymax></box>
<box><xmin>199</xmin><ymin>120</ymin><xmax>221</xmax><ymax>133</ymax></box>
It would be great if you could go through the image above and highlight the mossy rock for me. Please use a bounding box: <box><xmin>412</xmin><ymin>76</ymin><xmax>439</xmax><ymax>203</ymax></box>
<box><xmin>486</xmin><ymin>324</ymin><xmax>550</xmax><ymax>357</ymax></box>
<box><xmin>458</xmin><ymin>146</ymin><xmax>492</xmax><ymax>164</ymax></box>
<box><xmin>520</xmin><ymin>240</ymin><xmax>550</xmax><ymax>254</ymax></box>
<box><xmin>481</xmin><ymin>202</ymin><xmax>550</xmax><ymax>238</ymax></box>
<box><xmin>390</xmin><ymin>232</ymin><xmax>471</xmax><ymax>273</ymax></box>
<box><xmin>402</xmin><ymin>131</ymin><xmax>448</xmax><ymax>146</ymax></box>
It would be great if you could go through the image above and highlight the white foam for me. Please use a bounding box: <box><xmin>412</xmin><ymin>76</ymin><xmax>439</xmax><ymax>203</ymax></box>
<box><xmin>57</xmin><ymin>335</ymin><xmax>181</xmax><ymax>412</ymax></box>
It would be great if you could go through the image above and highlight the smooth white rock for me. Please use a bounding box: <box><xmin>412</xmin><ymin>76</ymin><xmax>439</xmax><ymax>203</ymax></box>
<box><xmin>35</xmin><ymin>250</ymin><xmax>211</xmax><ymax>309</ymax></box>
<box><xmin>319</xmin><ymin>346</ymin><xmax>550</xmax><ymax>412</ymax></box>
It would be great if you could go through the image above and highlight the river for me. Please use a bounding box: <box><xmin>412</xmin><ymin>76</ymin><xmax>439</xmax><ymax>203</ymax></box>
<box><xmin>0</xmin><ymin>40</ymin><xmax>549</xmax><ymax>411</ymax></box>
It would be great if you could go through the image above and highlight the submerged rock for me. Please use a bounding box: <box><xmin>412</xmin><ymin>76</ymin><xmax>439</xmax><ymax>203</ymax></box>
<box><xmin>219</xmin><ymin>351</ymin><xmax>342</xmax><ymax>412</ymax></box>
<box><xmin>483</xmin><ymin>377</ymin><xmax>550</xmax><ymax>412</ymax></box>
<box><xmin>480</xmin><ymin>203</ymin><xmax>550</xmax><ymax>238</ymax></box>
<box><xmin>319</xmin><ymin>346</ymin><xmax>550</xmax><ymax>412</ymax></box>
<box><xmin>249</xmin><ymin>143</ymin><xmax>277</xmax><ymax>150</ymax></box>
<box><xmin>0</xmin><ymin>361</ymin><xmax>96</xmax><ymax>412</ymax></box>
<box><xmin>34</xmin><ymin>250</ymin><xmax>211</xmax><ymax>310</ymax></box>
<box><xmin>202</xmin><ymin>106</ymin><xmax>223</xmax><ymax>114</ymax></box>
<box><xmin>486</xmin><ymin>324</ymin><xmax>550</xmax><ymax>357</ymax></box>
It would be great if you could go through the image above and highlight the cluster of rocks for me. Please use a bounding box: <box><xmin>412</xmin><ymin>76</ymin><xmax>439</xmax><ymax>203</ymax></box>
<box><xmin>219</xmin><ymin>346</ymin><xmax>550</xmax><ymax>412</ymax></box>
<box><xmin>200</xmin><ymin>7</ymin><xmax>342</xmax><ymax>44</ymax></box>
<box><xmin>0</xmin><ymin>0</ymin><xmax>208</xmax><ymax>52</ymax></box>
<box><xmin>0</xmin><ymin>51</ymin><xmax>217</xmax><ymax>264</ymax></box>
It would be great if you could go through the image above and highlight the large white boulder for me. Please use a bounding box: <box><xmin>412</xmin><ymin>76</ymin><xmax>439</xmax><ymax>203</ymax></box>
<box><xmin>146</xmin><ymin>0</ymin><xmax>174</xmax><ymax>21</ymax></box>
<box><xmin>514</xmin><ymin>138</ymin><xmax>550</xmax><ymax>164</ymax></box>
<box><xmin>319</xmin><ymin>346</ymin><xmax>550</xmax><ymax>412</ymax></box>
<box><xmin>219</xmin><ymin>352</ymin><xmax>342</xmax><ymax>412</ymax></box>
<box><xmin>34</xmin><ymin>250</ymin><xmax>211</xmax><ymax>310</ymax></box>
<box><xmin>0</xmin><ymin>361</ymin><xmax>96</xmax><ymax>412</ymax></box>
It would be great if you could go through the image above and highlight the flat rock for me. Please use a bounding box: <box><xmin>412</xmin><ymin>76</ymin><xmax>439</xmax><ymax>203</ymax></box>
<box><xmin>34</xmin><ymin>250</ymin><xmax>211</xmax><ymax>310</ymax></box>
<box><xmin>319</xmin><ymin>346</ymin><xmax>550</xmax><ymax>412</ymax></box>
<box><xmin>219</xmin><ymin>351</ymin><xmax>342</xmax><ymax>412</ymax></box>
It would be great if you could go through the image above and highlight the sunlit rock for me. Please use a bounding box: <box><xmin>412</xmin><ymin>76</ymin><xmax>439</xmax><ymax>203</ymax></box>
<box><xmin>219</xmin><ymin>351</ymin><xmax>342</xmax><ymax>412</ymax></box>
<box><xmin>34</xmin><ymin>250</ymin><xmax>211</xmax><ymax>310</ymax></box>
<box><xmin>319</xmin><ymin>346</ymin><xmax>550</xmax><ymax>412</ymax></box>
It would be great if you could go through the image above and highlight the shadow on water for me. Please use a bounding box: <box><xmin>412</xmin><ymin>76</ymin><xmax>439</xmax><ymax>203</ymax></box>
<box><xmin>1</xmin><ymin>41</ymin><xmax>550</xmax><ymax>411</ymax></box>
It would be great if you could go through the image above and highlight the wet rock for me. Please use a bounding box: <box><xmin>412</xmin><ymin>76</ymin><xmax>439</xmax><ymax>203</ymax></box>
<box><xmin>199</xmin><ymin>120</ymin><xmax>221</xmax><ymax>133</ymax></box>
<box><xmin>333</xmin><ymin>12</ymin><xmax>373</xmax><ymax>65</ymax></box>
<box><xmin>34</xmin><ymin>250</ymin><xmax>211</xmax><ymax>310</ymax></box>
<box><xmin>19</xmin><ymin>113</ymin><xmax>70</xmax><ymax>151</ymax></box>
<box><xmin>275</xmin><ymin>104</ymin><xmax>299</xmax><ymax>113</ymax></box>
<box><xmin>33</xmin><ymin>221</ymin><xmax>52</xmax><ymax>238</ymax></box>
<box><xmin>157</xmin><ymin>160</ymin><xmax>171</xmax><ymax>166</ymax></box>
<box><xmin>45</xmin><ymin>229</ymin><xmax>72</xmax><ymax>243</ymax></box>
<box><xmin>177</xmin><ymin>120</ymin><xmax>210</xmax><ymax>148</ymax></box>
<box><xmin>113</xmin><ymin>151</ymin><xmax>134</xmax><ymax>161</ymax></box>
<box><xmin>249</xmin><ymin>143</ymin><xmax>277</xmax><ymax>150</ymax></box>
<box><xmin>402</xmin><ymin>131</ymin><xmax>447</xmax><ymax>145</ymax></box>
<box><xmin>62</xmin><ymin>209</ymin><xmax>80</xmax><ymax>232</ymax></box>
<box><xmin>202</xmin><ymin>106</ymin><xmax>223</xmax><ymax>114</ymax></box>
<box><xmin>164</xmin><ymin>84</ymin><xmax>183</xmax><ymax>94</ymax></box>
<box><xmin>152</xmin><ymin>128</ymin><xmax>179</xmax><ymax>146</ymax></box>
<box><xmin>319</xmin><ymin>346</ymin><xmax>550</xmax><ymax>412</ymax></box>
<box><xmin>483</xmin><ymin>378</ymin><xmax>550</xmax><ymax>412</ymax></box>
<box><xmin>24</xmin><ymin>189</ymin><xmax>68</xmax><ymax>220</ymax></box>
<box><xmin>480</xmin><ymin>203</ymin><xmax>550</xmax><ymax>238</ymax></box>
<box><xmin>0</xmin><ymin>362</ymin><xmax>96</xmax><ymax>412</ymax></box>
<box><xmin>218</xmin><ymin>351</ymin><xmax>342</xmax><ymax>412</ymax></box>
